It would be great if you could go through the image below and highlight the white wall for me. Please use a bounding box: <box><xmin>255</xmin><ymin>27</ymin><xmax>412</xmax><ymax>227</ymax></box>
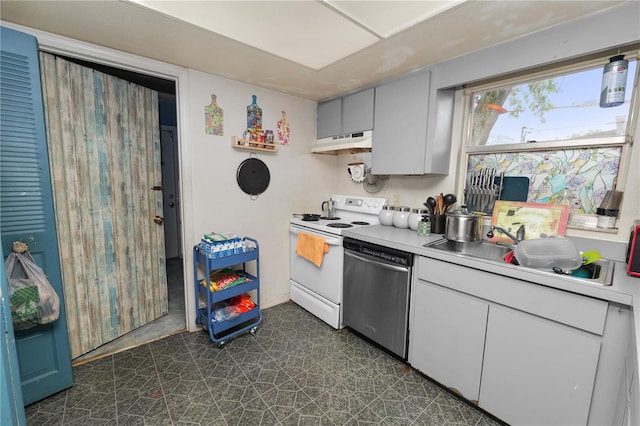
<box><xmin>186</xmin><ymin>70</ymin><xmax>335</xmax><ymax>318</ymax></box>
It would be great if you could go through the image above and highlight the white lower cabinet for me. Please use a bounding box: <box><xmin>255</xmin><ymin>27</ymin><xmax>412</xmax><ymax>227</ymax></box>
<box><xmin>410</xmin><ymin>256</ymin><xmax>631</xmax><ymax>426</ymax></box>
<box><xmin>409</xmin><ymin>281</ymin><xmax>488</xmax><ymax>402</ymax></box>
<box><xmin>479</xmin><ymin>305</ymin><xmax>601</xmax><ymax>426</ymax></box>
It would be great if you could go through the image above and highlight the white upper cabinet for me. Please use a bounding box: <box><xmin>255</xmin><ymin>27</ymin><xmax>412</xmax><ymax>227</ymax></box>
<box><xmin>342</xmin><ymin>88</ymin><xmax>374</xmax><ymax>135</ymax></box>
<box><xmin>316</xmin><ymin>88</ymin><xmax>374</xmax><ymax>139</ymax></box>
<box><xmin>316</xmin><ymin>98</ymin><xmax>342</xmax><ymax>139</ymax></box>
<box><xmin>372</xmin><ymin>67</ymin><xmax>454</xmax><ymax>175</ymax></box>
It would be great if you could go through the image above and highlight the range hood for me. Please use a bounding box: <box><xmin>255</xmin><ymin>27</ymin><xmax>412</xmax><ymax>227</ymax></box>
<box><xmin>312</xmin><ymin>130</ymin><xmax>372</xmax><ymax>154</ymax></box>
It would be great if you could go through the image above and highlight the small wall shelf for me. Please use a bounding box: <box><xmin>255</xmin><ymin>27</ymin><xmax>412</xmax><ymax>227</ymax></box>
<box><xmin>232</xmin><ymin>136</ymin><xmax>278</xmax><ymax>153</ymax></box>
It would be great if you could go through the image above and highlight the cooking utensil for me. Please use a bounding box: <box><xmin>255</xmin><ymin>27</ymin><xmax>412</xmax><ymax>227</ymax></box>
<box><xmin>496</xmin><ymin>176</ymin><xmax>529</xmax><ymax>202</ymax></box>
<box><xmin>322</xmin><ymin>199</ymin><xmax>337</xmax><ymax>218</ymax></box>
<box><xmin>425</xmin><ymin>197</ymin><xmax>436</xmax><ymax>213</ymax></box>
<box><xmin>236</xmin><ymin>155</ymin><xmax>270</xmax><ymax>199</ymax></box>
<box><xmin>436</xmin><ymin>193</ymin><xmax>444</xmax><ymax>215</ymax></box>
<box><xmin>292</xmin><ymin>213</ymin><xmax>321</xmax><ymax>221</ymax></box>
<box><xmin>443</xmin><ymin>193</ymin><xmax>457</xmax><ymax>211</ymax></box>
<box><xmin>444</xmin><ymin>210</ymin><xmax>484</xmax><ymax>242</ymax></box>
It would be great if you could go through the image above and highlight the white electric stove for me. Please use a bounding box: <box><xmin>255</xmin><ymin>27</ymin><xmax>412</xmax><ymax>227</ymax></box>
<box><xmin>289</xmin><ymin>194</ymin><xmax>386</xmax><ymax>328</ymax></box>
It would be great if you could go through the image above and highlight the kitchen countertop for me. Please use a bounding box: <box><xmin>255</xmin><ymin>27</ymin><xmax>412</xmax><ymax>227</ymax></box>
<box><xmin>343</xmin><ymin>225</ymin><xmax>639</xmax><ymax>307</ymax></box>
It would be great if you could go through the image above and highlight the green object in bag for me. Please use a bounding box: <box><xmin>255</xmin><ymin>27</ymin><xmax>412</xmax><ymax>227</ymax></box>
<box><xmin>10</xmin><ymin>284</ymin><xmax>41</xmax><ymax>323</ymax></box>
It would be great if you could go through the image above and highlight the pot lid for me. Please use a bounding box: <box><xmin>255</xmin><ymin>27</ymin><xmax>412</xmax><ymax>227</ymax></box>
<box><xmin>446</xmin><ymin>209</ymin><xmax>484</xmax><ymax>217</ymax></box>
<box><xmin>237</xmin><ymin>156</ymin><xmax>270</xmax><ymax>198</ymax></box>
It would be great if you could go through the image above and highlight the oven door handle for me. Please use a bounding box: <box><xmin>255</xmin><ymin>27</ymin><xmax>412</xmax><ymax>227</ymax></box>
<box><xmin>289</xmin><ymin>227</ymin><xmax>342</xmax><ymax>246</ymax></box>
<box><xmin>344</xmin><ymin>250</ymin><xmax>410</xmax><ymax>273</ymax></box>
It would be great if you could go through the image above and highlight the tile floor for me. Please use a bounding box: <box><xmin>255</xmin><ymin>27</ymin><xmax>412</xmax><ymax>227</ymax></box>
<box><xmin>26</xmin><ymin>302</ymin><xmax>505</xmax><ymax>426</ymax></box>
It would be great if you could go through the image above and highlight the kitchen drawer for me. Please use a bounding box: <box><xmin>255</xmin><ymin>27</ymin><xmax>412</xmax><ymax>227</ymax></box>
<box><xmin>417</xmin><ymin>256</ymin><xmax>608</xmax><ymax>335</ymax></box>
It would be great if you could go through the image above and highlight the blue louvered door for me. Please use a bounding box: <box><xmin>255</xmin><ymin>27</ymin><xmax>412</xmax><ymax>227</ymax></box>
<box><xmin>0</xmin><ymin>26</ymin><xmax>73</xmax><ymax>405</ymax></box>
<box><xmin>1</xmin><ymin>243</ymin><xmax>26</xmax><ymax>425</ymax></box>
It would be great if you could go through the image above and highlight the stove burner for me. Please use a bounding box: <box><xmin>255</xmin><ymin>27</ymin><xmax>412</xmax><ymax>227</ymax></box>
<box><xmin>320</xmin><ymin>216</ymin><xmax>340</xmax><ymax>220</ymax></box>
<box><xmin>302</xmin><ymin>217</ymin><xmax>319</xmax><ymax>221</ymax></box>
<box><xmin>327</xmin><ymin>223</ymin><xmax>353</xmax><ymax>228</ymax></box>
<box><xmin>351</xmin><ymin>221</ymin><xmax>370</xmax><ymax>225</ymax></box>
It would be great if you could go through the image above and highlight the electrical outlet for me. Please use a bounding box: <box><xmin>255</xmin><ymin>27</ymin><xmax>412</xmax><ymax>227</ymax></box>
<box><xmin>392</xmin><ymin>194</ymin><xmax>400</xmax><ymax>206</ymax></box>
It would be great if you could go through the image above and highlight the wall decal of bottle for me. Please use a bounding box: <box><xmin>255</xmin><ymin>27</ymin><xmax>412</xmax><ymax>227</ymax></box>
<box><xmin>204</xmin><ymin>94</ymin><xmax>224</xmax><ymax>135</ymax></box>
<box><xmin>277</xmin><ymin>110</ymin><xmax>290</xmax><ymax>145</ymax></box>
<box><xmin>247</xmin><ymin>94</ymin><xmax>262</xmax><ymax>130</ymax></box>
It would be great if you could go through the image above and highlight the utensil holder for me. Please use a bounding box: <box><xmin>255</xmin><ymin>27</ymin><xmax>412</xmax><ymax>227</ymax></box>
<box><xmin>431</xmin><ymin>214</ymin><xmax>446</xmax><ymax>234</ymax></box>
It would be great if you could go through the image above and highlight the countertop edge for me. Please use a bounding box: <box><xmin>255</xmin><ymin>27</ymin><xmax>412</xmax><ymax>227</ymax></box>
<box><xmin>342</xmin><ymin>226</ymin><xmax>638</xmax><ymax>306</ymax></box>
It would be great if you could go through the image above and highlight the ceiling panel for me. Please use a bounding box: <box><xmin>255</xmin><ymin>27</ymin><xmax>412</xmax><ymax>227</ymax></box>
<box><xmin>131</xmin><ymin>0</ymin><xmax>380</xmax><ymax>70</ymax></box>
<box><xmin>324</xmin><ymin>0</ymin><xmax>465</xmax><ymax>38</ymax></box>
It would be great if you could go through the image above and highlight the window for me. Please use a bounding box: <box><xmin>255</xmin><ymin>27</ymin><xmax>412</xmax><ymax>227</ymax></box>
<box><xmin>463</xmin><ymin>53</ymin><xmax>638</xmax><ymax>223</ymax></box>
<box><xmin>469</xmin><ymin>58</ymin><xmax>636</xmax><ymax>147</ymax></box>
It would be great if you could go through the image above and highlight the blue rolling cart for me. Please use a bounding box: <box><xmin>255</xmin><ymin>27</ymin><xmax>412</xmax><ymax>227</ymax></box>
<box><xmin>193</xmin><ymin>237</ymin><xmax>262</xmax><ymax>347</ymax></box>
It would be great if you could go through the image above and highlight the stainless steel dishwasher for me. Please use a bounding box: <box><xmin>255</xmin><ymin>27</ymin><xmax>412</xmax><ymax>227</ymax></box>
<box><xmin>342</xmin><ymin>237</ymin><xmax>412</xmax><ymax>359</ymax></box>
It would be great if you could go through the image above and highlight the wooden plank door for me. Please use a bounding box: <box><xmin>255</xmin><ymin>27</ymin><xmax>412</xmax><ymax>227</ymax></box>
<box><xmin>0</xmin><ymin>26</ymin><xmax>73</xmax><ymax>405</ymax></box>
<box><xmin>39</xmin><ymin>52</ymin><xmax>168</xmax><ymax>358</ymax></box>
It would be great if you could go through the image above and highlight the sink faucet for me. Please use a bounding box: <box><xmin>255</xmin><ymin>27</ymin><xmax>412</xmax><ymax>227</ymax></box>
<box><xmin>487</xmin><ymin>225</ymin><xmax>525</xmax><ymax>244</ymax></box>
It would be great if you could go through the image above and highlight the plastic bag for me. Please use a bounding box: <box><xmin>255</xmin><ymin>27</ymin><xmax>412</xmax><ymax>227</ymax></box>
<box><xmin>4</xmin><ymin>251</ymin><xmax>61</xmax><ymax>331</ymax></box>
<box><xmin>209</xmin><ymin>293</ymin><xmax>256</xmax><ymax>323</ymax></box>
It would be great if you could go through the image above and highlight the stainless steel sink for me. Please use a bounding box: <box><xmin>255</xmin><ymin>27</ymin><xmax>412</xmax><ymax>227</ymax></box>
<box><xmin>424</xmin><ymin>239</ymin><xmax>516</xmax><ymax>262</ymax></box>
<box><xmin>423</xmin><ymin>238</ymin><xmax>614</xmax><ymax>286</ymax></box>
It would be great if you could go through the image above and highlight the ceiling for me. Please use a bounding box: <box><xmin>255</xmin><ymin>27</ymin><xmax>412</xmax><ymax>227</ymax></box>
<box><xmin>0</xmin><ymin>0</ymin><xmax>627</xmax><ymax>101</ymax></box>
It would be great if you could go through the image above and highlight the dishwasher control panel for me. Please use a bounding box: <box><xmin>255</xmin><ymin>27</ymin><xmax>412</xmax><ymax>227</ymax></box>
<box><xmin>343</xmin><ymin>238</ymin><xmax>412</xmax><ymax>267</ymax></box>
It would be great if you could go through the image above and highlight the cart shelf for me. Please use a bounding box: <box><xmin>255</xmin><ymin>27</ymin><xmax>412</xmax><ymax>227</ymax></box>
<box><xmin>193</xmin><ymin>237</ymin><xmax>262</xmax><ymax>347</ymax></box>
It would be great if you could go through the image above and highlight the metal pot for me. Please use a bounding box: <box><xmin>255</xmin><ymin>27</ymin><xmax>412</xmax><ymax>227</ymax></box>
<box><xmin>445</xmin><ymin>210</ymin><xmax>483</xmax><ymax>242</ymax></box>
<box><xmin>321</xmin><ymin>199</ymin><xmax>337</xmax><ymax>219</ymax></box>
